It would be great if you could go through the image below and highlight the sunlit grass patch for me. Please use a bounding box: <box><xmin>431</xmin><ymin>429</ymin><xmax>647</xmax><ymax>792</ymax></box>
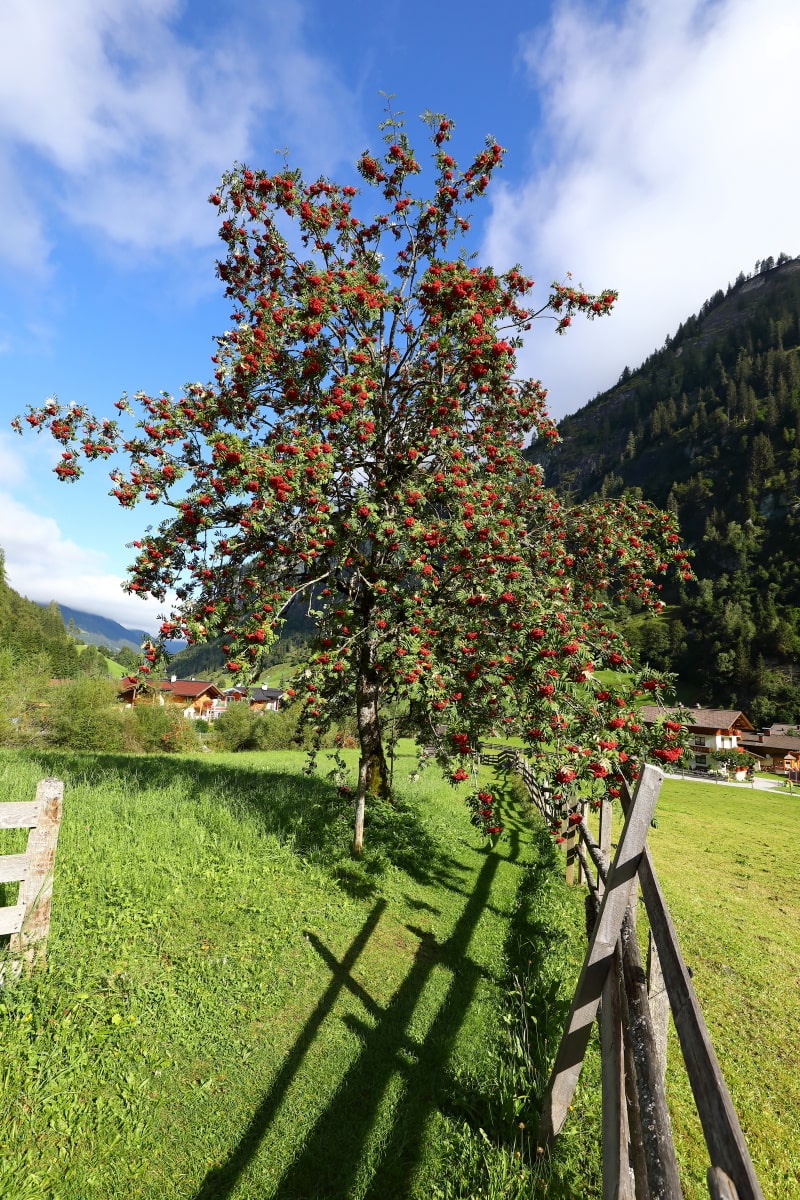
<box><xmin>0</xmin><ymin>748</ymin><xmax>597</xmax><ymax>1199</ymax></box>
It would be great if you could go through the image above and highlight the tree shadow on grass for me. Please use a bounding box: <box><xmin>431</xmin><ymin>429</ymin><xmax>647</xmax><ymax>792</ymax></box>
<box><xmin>21</xmin><ymin>749</ymin><xmax>471</xmax><ymax>901</ymax></box>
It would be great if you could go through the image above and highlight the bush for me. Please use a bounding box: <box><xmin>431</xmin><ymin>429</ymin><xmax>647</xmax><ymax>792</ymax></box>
<box><xmin>212</xmin><ymin>701</ymin><xmax>262</xmax><ymax>751</ymax></box>
<box><xmin>253</xmin><ymin>706</ymin><xmax>305</xmax><ymax>751</ymax></box>
<box><xmin>42</xmin><ymin>678</ymin><xmax>127</xmax><ymax>751</ymax></box>
<box><xmin>128</xmin><ymin>705</ymin><xmax>200</xmax><ymax>753</ymax></box>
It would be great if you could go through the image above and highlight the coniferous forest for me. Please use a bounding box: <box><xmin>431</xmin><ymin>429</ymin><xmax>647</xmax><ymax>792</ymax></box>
<box><xmin>534</xmin><ymin>254</ymin><xmax>800</xmax><ymax>724</ymax></box>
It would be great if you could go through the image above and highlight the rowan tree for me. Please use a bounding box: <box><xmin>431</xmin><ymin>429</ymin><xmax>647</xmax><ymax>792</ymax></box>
<box><xmin>15</xmin><ymin>112</ymin><xmax>691</xmax><ymax>854</ymax></box>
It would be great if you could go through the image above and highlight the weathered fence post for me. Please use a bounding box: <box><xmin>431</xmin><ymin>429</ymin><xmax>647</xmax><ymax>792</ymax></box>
<box><xmin>565</xmin><ymin>802</ymin><xmax>578</xmax><ymax>886</ymax></box>
<box><xmin>601</xmin><ymin>943</ymin><xmax>636</xmax><ymax>1200</ymax></box>
<box><xmin>599</xmin><ymin>794</ymin><xmax>613</xmax><ymax>867</ymax></box>
<box><xmin>647</xmin><ymin>929</ymin><xmax>669</xmax><ymax>1085</ymax></box>
<box><xmin>2</xmin><ymin>778</ymin><xmax>63</xmax><ymax>969</ymax></box>
<box><xmin>576</xmin><ymin>800</ymin><xmax>587</xmax><ymax>886</ymax></box>
<box><xmin>707</xmin><ymin>1167</ymin><xmax>740</xmax><ymax>1200</ymax></box>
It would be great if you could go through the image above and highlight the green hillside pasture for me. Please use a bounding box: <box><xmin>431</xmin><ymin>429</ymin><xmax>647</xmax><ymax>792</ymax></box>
<box><xmin>73</xmin><ymin>643</ymin><xmax>126</xmax><ymax>679</ymax></box>
<box><xmin>645</xmin><ymin>778</ymin><xmax>800</xmax><ymax>1198</ymax></box>
<box><xmin>0</xmin><ymin>749</ymin><xmax>594</xmax><ymax>1200</ymax></box>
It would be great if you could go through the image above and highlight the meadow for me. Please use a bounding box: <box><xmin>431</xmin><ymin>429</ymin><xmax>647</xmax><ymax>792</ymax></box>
<box><xmin>0</xmin><ymin>751</ymin><xmax>797</xmax><ymax>1199</ymax></box>
<box><xmin>645</xmin><ymin>777</ymin><xmax>800</xmax><ymax>1199</ymax></box>
<box><xmin>0</xmin><ymin>748</ymin><xmax>595</xmax><ymax>1200</ymax></box>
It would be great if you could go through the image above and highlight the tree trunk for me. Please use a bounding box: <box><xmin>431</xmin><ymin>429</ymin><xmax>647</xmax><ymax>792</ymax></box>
<box><xmin>352</xmin><ymin>660</ymin><xmax>391</xmax><ymax>857</ymax></box>
<box><xmin>352</xmin><ymin>756</ymin><xmax>369</xmax><ymax>858</ymax></box>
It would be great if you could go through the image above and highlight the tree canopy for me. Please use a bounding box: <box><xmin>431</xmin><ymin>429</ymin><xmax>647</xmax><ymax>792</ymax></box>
<box><xmin>15</xmin><ymin>112</ymin><xmax>689</xmax><ymax>851</ymax></box>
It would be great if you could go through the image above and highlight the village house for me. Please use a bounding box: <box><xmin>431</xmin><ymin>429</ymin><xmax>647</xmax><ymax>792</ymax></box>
<box><xmin>222</xmin><ymin>685</ymin><xmax>283</xmax><ymax>712</ymax></box>
<box><xmin>639</xmin><ymin>706</ymin><xmax>755</xmax><ymax>775</ymax></box>
<box><xmin>119</xmin><ymin>676</ymin><xmax>227</xmax><ymax>720</ymax></box>
<box><xmin>737</xmin><ymin>727</ymin><xmax>800</xmax><ymax>775</ymax></box>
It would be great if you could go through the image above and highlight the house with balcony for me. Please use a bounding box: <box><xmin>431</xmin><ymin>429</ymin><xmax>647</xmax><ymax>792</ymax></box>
<box><xmin>119</xmin><ymin>676</ymin><xmax>227</xmax><ymax>719</ymax></box>
<box><xmin>639</xmin><ymin>706</ymin><xmax>755</xmax><ymax>773</ymax></box>
<box><xmin>222</xmin><ymin>685</ymin><xmax>283</xmax><ymax>712</ymax></box>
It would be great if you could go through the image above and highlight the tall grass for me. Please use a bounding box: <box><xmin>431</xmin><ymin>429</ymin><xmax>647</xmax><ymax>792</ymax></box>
<box><xmin>0</xmin><ymin>749</ymin><xmax>596</xmax><ymax>1199</ymax></box>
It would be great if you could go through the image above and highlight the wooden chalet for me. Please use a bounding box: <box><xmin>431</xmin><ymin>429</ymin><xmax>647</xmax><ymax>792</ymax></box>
<box><xmin>738</xmin><ymin>728</ymin><xmax>800</xmax><ymax>774</ymax></box>
<box><xmin>222</xmin><ymin>685</ymin><xmax>282</xmax><ymax>712</ymax></box>
<box><xmin>248</xmin><ymin>687</ymin><xmax>282</xmax><ymax>712</ymax></box>
<box><xmin>118</xmin><ymin>676</ymin><xmax>226</xmax><ymax>719</ymax></box>
<box><xmin>639</xmin><ymin>706</ymin><xmax>754</xmax><ymax>772</ymax></box>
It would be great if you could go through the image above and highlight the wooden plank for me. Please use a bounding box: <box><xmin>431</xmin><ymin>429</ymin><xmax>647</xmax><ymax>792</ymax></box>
<box><xmin>619</xmin><ymin>906</ymin><xmax>684</xmax><ymax>1198</ymax></box>
<box><xmin>647</xmin><ymin>928</ymin><xmax>669</xmax><ymax>1084</ymax></box>
<box><xmin>617</xmin><ymin>935</ymin><xmax>653</xmax><ymax>1200</ymax></box>
<box><xmin>9</xmin><ymin>779</ymin><xmax>63</xmax><ymax>966</ymax></box>
<box><xmin>0</xmin><ymin>903</ymin><xmax>26</xmax><ymax>936</ymax></box>
<box><xmin>707</xmin><ymin>1167</ymin><xmax>740</xmax><ymax>1200</ymax></box>
<box><xmin>637</xmin><ymin>849</ymin><xmax>764</xmax><ymax>1200</ymax></box>
<box><xmin>537</xmin><ymin>765</ymin><xmax>664</xmax><ymax>1146</ymax></box>
<box><xmin>601</xmin><ymin>944</ymin><xmax>635</xmax><ymax>1200</ymax></box>
<box><xmin>565</xmin><ymin>805</ymin><xmax>577</xmax><ymax>886</ymax></box>
<box><xmin>0</xmin><ymin>854</ymin><xmax>29</xmax><ymax>884</ymax></box>
<box><xmin>0</xmin><ymin>802</ymin><xmax>39</xmax><ymax>829</ymax></box>
<box><xmin>599</xmin><ymin>795</ymin><xmax>613</xmax><ymax>879</ymax></box>
<box><xmin>580</xmin><ymin>820</ymin><xmax>608</xmax><ymax>888</ymax></box>
<box><xmin>576</xmin><ymin>802</ymin><xmax>586</xmax><ymax>886</ymax></box>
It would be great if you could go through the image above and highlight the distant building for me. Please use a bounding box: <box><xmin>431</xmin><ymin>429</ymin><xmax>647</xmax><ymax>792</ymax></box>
<box><xmin>119</xmin><ymin>676</ymin><xmax>227</xmax><ymax>719</ymax></box>
<box><xmin>639</xmin><ymin>706</ymin><xmax>754</xmax><ymax>773</ymax></box>
<box><xmin>222</xmin><ymin>685</ymin><xmax>282</xmax><ymax>712</ymax></box>
<box><xmin>738</xmin><ymin>727</ymin><xmax>800</xmax><ymax>774</ymax></box>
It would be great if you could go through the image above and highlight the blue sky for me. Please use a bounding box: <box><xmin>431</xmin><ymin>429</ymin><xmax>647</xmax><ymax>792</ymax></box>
<box><xmin>1</xmin><ymin>0</ymin><xmax>798</xmax><ymax>631</ymax></box>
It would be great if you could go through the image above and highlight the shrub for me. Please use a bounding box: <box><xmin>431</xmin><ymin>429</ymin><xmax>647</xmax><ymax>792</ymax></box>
<box><xmin>43</xmin><ymin>678</ymin><xmax>126</xmax><ymax>751</ymax></box>
<box><xmin>213</xmin><ymin>701</ymin><xmax>262</xmax><ymax>751</ymax></box>
<box><xmin>128</xmin><ymin>704</ymin><xmax>200</xmax><ymax>753</ymax></box>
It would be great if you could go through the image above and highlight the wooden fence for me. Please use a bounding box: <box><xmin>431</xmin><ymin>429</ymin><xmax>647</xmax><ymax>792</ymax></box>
<box><xmin>480</xmin><ymin>749</ymin><xmax>763</xmax><ymax>1200</ymax></box>
<box><xmin>0</xmin><ymin>778</ymin><xmax>63</xmax><ymax>970</ymax></box>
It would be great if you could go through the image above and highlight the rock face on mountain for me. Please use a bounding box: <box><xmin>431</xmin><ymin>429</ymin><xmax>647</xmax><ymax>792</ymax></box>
<box><xmin>531</xmin><ymin>255</ymin><xmax>800</xmax><ymax>725</ymax></box>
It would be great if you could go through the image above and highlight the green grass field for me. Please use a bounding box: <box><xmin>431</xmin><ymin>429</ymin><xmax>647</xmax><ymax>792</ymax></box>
<box><xmin>643</xmin><ymin>778</ymin><xmax>800</xmax><ymax>1199</ymax></box>
<box><xmin>1</xmin><ymin>754</ymin><xmax>796</xmax><ymax>1198</ymax></box>
<box><xmin>0</xmin><ymin>748</ymin><xmax>595</xmax><ymax>1200</ymax></box>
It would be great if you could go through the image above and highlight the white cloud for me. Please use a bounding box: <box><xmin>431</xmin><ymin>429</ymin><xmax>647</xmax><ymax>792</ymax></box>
<box><xmin>0</xmin><ymin>492</ymin><xmax>165</xmax><ymax>631</ymax></box>
<box><xmin>485</xmin><ymin>0</ymin><xmax>800</xmax><ymax>418</ymax></box>
<box><xmin>0</xmin><ymin>433</ymin><xmax>27</xmax><ymax>488</ymax></box>
<box><xmin>0</xmin><ymin>0</ymin><xmax>361</xmax><ymax>270</ymax></box>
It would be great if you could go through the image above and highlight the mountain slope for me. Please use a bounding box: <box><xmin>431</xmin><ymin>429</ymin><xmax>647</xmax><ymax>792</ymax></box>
<box><xmin>534</xmin><ymin>254</ymin><xmax>800</xmax><ymax>724</ymax></box>
<box><xmin>53</xmin><ymin>604</ymin><xmax>154</xmax><ymax>652</ymax></box>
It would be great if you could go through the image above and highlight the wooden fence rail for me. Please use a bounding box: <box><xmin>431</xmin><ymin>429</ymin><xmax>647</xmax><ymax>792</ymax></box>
<box><xmin>479</xmin><ymin>750</ymin><xmax>763</xmax><ymax>1200</ymax></box>
<box><xmin>0</xmin><ymin>778</ymin><xmax>63</xmax><ymax>970</ymax></box>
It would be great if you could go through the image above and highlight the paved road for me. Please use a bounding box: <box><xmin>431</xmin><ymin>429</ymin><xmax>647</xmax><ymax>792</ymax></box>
<box><xmin>667</xmin><ymin>771</ymin><xmax>790</xmax><ymax>793</ymax></box>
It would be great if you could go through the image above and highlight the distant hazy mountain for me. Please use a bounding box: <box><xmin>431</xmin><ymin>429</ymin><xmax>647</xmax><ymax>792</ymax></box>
<box><xmin>45</xmin><ymin>603</ymin><xmax>155</xmax><ymax>652</ymax></box>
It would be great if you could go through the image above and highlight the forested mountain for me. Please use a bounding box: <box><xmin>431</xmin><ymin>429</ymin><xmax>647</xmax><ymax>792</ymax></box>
<box><xmin>0</xmin><ymin>551</ymin><xmax>84</xmax><ymax>677</ymax></box>
<box><xmin>534</xmin><ymin>253</ymin><xmax>800</xmax><ymax>724</ymax></box>
<box><xmin>51</xmin><ymin>604</ymin><xmax>152</xmax><ymax>652</ymax></box>
<box><xmin>0</xmin><ymin>551</ymin><xmax>117</xmax><ymax>679</ymax></box>
<box><xmin>167</xmin><ymin>601</ymin><xmax>314</xmax><ymax>683</ymax></box>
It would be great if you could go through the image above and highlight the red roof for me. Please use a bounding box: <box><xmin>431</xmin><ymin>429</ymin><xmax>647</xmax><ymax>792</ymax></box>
<box><xmin>159</xmin><ymin>679</ymin><xmax>224</xmax><ymax>699</ymax></box>
<box><xmin>118</xmin><ymin>677</ymin><xmax>224</xmax><ymax>700</ymax></box>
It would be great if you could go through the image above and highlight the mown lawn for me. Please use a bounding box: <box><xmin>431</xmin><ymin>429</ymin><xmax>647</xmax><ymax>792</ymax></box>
<box><xmin>0</xmin><ymin>748</ymin><xmax>595</xmax><ymax>1200</ymax></box>
<box><xmin>637</xmin><ymin>778</ymin><xmax>800</xmax><ymax>1199</ymax></box>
